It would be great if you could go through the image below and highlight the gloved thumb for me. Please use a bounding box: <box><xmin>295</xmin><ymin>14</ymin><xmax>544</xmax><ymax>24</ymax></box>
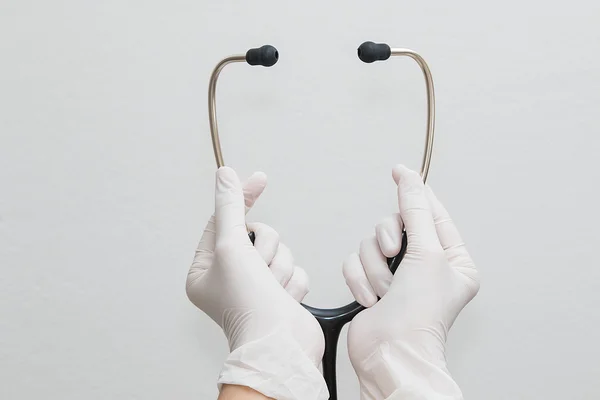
<box><xmin>215</xmin><ymin>166</ymin><xmax>248</xmax><ymax>244</ymax></box>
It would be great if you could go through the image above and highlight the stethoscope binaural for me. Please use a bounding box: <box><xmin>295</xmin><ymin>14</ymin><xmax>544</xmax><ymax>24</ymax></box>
<box><xmin>208</xmin><ymin>41</ymin><xmax>435</xmax><ymax>400</ymax></box>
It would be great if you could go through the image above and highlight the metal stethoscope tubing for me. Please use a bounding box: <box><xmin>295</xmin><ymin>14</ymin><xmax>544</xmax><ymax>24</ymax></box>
<box><xmin>208</xmin><ymin>42</ymin><xmax>435</xmax><ymax>400</ymax></box>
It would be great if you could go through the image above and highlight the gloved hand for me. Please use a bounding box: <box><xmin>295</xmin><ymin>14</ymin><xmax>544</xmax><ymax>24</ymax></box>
<box><xmin>186</xmin><ymin>167</ymin><xmax>328</xmax><ymax>400</ymax></box>
<box><xmin>343</xmin><ymin>165</ymin><xmax>480</xmax><ymax>400</ymax></box>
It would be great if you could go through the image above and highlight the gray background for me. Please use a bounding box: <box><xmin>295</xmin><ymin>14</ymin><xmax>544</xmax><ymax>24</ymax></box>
<box><xmin>1</xmin><ymin>1</ymin><xmax>599</xmax><ymax>399</ymax></box>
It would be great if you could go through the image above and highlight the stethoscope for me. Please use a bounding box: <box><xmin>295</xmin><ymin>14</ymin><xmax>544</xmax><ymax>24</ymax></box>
<box><xmin>208</xmin><ymin>41</ymin><xmax>435</xmax><ymax>400</ymax></box>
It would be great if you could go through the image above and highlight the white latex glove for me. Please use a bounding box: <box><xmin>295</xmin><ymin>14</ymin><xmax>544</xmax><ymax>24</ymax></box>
<box><xmin>186</xmin><ymin>167</ymin><xmax>328</xmax><ymax>400</ymax></box>
<box><xmin>343</xmin><ymin>165</ymin><xmax>480</xmax><ymax>400</ymax></box>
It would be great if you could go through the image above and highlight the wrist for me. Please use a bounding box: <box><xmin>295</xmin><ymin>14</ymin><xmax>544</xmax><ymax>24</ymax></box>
<box><xmin>218</xmin><ymin>330</ymin><xmax>329</xmax><ymax>400</ymax></box>
<box><xmin>219</xmin><ymin>384</ymin><xmax>273</xmax><ymax>399</ymax></box>
<box><xmin>352</xmin><ymin>340</ymin><xmax>462</xmax><ymax>400</ymax></box>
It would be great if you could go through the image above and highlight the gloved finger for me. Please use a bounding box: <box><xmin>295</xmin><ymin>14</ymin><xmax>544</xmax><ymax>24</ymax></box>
<box><xmin>359</xmin><ymin>236</ymin><xmax>392</xmax><ymax>299</ymax></box>
<box><xmin>425</xmin><ymin>185</ymin><xmax>477</xmax><ymax>272</ymax></box>
<box><xmin>342</xmin><ymin>252</ymin><xmax>378</xmax><ymax>307</ymax></box>
<box><xmin>215</xmin><ymin>167</ymin><xmax>248</xmax><ymax>244</ymax></box>
<box><xmin>245</xmin><ymin>222</ymin><xmax>280</xmax><ymax>266</ymax></box>
<box><xmin>392</xmin><ymin>164</ymin><xmax>441</xmax><ymax>253</ymax></box>
<box><xmin>195</xmin><ymin>172</ymin><xmax>268</xmax><ymax>256</ymax></box>
<box><xmin>269</xmin><ymin>242</ymin><xmax>294</xmax><ymax>286</ymax></box>
<box><xmin>189</xmin><ymin>170</ymin><xmax>267</xmax><ymax>283</ymax></box>
<box><xmin>285</xmin><ymin>266</ymin><xmax>310</xmax><ymax>302</ymax></box>
<box><xmin>243</xmin><ymin>171</ymin><xmax>267</xmax><ymax>211</ymax></box>
<box><xmin>375</xmin><ymin>213</ymin><xmax>404</xmax><ymax>258</ymax></box>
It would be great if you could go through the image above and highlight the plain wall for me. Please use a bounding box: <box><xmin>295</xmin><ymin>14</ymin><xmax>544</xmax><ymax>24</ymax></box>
<box><xmin>1</xmin><ymin>1</ymin><xmax>599</xmax><ymax>399</ymax></box>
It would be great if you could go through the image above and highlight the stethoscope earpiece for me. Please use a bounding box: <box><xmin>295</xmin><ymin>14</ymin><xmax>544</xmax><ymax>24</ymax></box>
<box><xmin>207</xmin><ymin>42</ymin><xmax>435</xmax><ymax>400</ymax></box>
<box><xmin>357</xmin><ymin>41</ymin><xmax>391</xmax><ymax>63</ymax></box>
<box><xmin>245</xmin><ymin>45</ymin><xmax>279</xmax><ymax>67</ymax></box>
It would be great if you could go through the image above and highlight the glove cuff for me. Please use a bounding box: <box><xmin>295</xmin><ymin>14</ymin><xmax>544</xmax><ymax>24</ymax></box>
<box><xmin>217</xmin><ymin>331</ymin><xmax>329</xmax><ymax>400</ymax></box>
<box><xmin>355</xmin><ymin>340</ymin><xmax>463</xmax><ymax>400</ymax></box>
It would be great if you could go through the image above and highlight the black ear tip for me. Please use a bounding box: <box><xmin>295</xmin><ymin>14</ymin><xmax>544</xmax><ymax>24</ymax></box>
<box><xmin>357</xmin><ymin>41</ymin><xmax>391</xmax><ymax>63</ymax></box>
<box><xmin>357</xmin><ymin>41</ymin><xmax>373</xmax><ymax>58</ymax></box>
<box><xmin>246</xmin><ymin>45</ymin><xmax>279</xmax><ymax>67</ymax></box>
